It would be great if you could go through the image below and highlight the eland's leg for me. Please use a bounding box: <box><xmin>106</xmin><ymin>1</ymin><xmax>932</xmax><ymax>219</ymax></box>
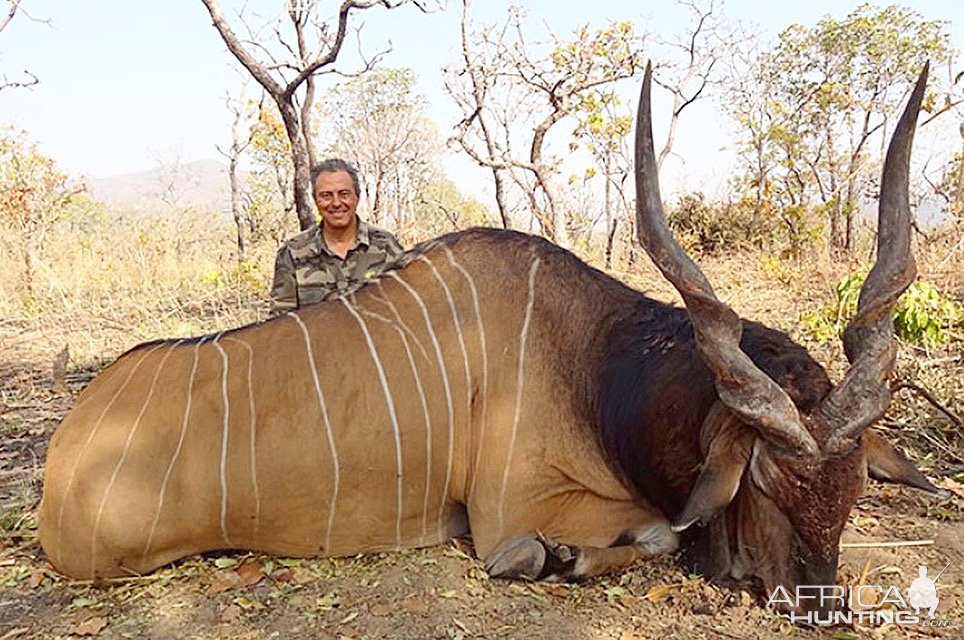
<box><xmin>484</xmin><ymin>522</ymin><xmax>677</xmax><ymax>581</ymax></box>
<box><xmin>472</xmin><ymin>488</ymin><xmax>677</xmax><ymax>582</ymax></box>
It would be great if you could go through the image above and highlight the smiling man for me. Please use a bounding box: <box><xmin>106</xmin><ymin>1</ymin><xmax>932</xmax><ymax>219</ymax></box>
<box><xmin>268</xmin><ymin>158</ymin><xmax>404</xmax><ymax>315</ymax></box>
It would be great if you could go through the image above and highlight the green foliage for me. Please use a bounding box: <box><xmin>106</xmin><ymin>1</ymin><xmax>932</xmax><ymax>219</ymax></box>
<box><xmin>550</xmin><ymin>21</ymin><xmax>640</xmax><ymax>86</ymax></box>
<box><xmin>243</xmin><ymin>171</ymin><xmax>296</xmax><ymax>245</ymax></box>
<box><xmin>197</xmin><ymin>259</ymin><xmax>268</xmax><ymax>293</ymax></box>
<box><xmin>198</xmin><ymin>269</ymin><xmax>226</xmax><ymax>288</ymax></box>
<box><xmin>0</xmin><ymin>126</ymin><xmax>81</xmax><ymax>298</ymax></box>
<box><xmin>935</xmin><ymin>151</ymin><xmax>964</xmax><ymax>218</ymax></box>
<box><xmin>723</xmin><ymin>3</ymin><xmax>954</xmax><ymax>251</ymax></box>
<box><xmin>236</xmin><ymin>258</ymin><xmax>263</xmax><ymax>289</ymax></box>
<box><xmin>802</xmin><ymin>270</ymin><xmax>963</xmax><ymax>345</ymax></box>
<box><xmin>894</xmin><ymin>281</ymin><xmax>963</xmax><ymax>345</ymax></box>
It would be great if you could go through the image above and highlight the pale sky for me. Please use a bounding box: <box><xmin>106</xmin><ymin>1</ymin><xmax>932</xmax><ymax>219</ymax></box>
<box><xmin>2</xmin><ymin>0</ymin><xmax>963</xmax><ymax>203</ymax></box>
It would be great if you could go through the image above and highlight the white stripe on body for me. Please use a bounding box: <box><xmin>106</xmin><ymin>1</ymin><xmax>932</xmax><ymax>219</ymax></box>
<box><xmin>371</xmin><ymin>282</ymin><xmax>431</xmax><ymax>363</ymax></box>
<box><xmin>90</xmin><ymin>341</ymin><xmax>182</xmax><ymax>575</ymax></box>
<box><xmin>443</xmin><ymin>246</ymin><xmax>489</xmax><ymax>502</ymax></box>
<box><xmin>354</xmin><ymin>300</ymin><xmax>435</xmax><ymax>544</ymax></box>
<box><xmin>287</xmin><ymin>311</ymin><xmax>340</xmax><ymax>553</ymax></box>
<box><xmin>143</xmin><ymin>336</ymin><xmax>207</xmax><ymax>557</ymax></box>
<box><xmin>55</xmin><ymin>343</ymin><xmax>165</xmax><ymax>569</ymax></box>
<box><xmin>212</xmin><ymin>333</ymin><xmax>233</xmax><ymax>546</ymax></box>
<box><xmin>223</xmin><ymin>336</ymin><xmax>260</xmax><ymax>539</ymax></box>
<box><xmin>340</xmin><ymin>298</ymin><xmax>406</xmax><ymax>548</ymax></box>
<box><xmin>496</xmin><ymin>257</ymin><xmax>540</xmax><ymax>538</ymax></box>
<box><xmin>418</xmin><ymin>256</ymin><xmax>472</xmax><ymax>438</ymax></box>
<box><xmin>386</xmin><ymin>272</ymin><xmax>455</xmax><ymax>540</ymax></box>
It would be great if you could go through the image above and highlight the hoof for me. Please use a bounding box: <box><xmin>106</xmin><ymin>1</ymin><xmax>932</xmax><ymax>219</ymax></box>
<box><xmin>634</xmin><ymin>521</ymin><xmax>679</xmax><ymax>555</ymax></box>
<box><xmin>485</xmin><ymin>534</ymin><xmax>547</xmax><ymax>580</ymax></box>
<box><xmin>485</xmin><ymin>533</ymin><xmax>580</xmax><ymax>581</ymax></box>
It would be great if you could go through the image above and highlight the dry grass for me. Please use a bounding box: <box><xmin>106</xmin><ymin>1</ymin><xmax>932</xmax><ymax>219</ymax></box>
<box><xmin>0</xmin><ymin>210</ymin><xmax>272</xmax><ymax>367</ymax></box>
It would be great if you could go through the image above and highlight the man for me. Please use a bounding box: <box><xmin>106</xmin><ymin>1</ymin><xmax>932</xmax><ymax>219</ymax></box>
<box><xmin>269</xmin><ymin>158</ymin><xmax>403</xmax><ymax>315</ymax></box>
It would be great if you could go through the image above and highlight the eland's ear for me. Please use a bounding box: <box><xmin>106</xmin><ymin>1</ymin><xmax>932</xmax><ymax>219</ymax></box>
<box><xmin>672</xmin><ymin>412</ymin><xmax>754</xmax><ymax>532</ymax></box>
<box><xmin>863</xmin><ymin>430</ymin><xmax>940</xmax><ymax>493</ymax></box>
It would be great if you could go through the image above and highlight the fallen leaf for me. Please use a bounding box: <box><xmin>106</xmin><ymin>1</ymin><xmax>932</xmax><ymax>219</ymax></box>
<box><xmin>543</xmin><ymin>584</ymin><xmax>570</xmax><ymax>597</ymax></box>
<box><xmin>402</xmin><ymin>597</ymin><xmax>428</xmax><ymax>614</ymax></box>
<box><xmin>369</xmin><ymin>603</ymin><xmax>392</xmax><ymax>617</ymax></box>
<box><xmin>207</xmin><ymin>571</ymin><xmax>242</xmax><ymax>596</ymax></box>
<box><xmin>292</xmin><ymin>567</ymin><xmax>315</xmax><ymax>585</ymax></box>
<box><xmin>214</xmin><ymin>557</ymin><xmax>239</xmax><ymax>569</ymax></box>
<box><xmin>70</xmin><ymin>597</ymin><xmax>98</xmax><ymax>608</ymax></box>
<box><xmin>270</xmin><ymin>568</ymin><xmax>293</xmax><ymax>583</ymax></box>
<box><xmin>936</xmin><ymin>477</ymin><xmax>964</xmax><ymax>499</ymax></box>
<box><xmin>339</xmin><ymin>611</ymin><xmax>359</xmax><ymax>625</ymax></box>
<box><xmin>26</xmin><ymin>571</ymin><xmax>44</xmax><ymax>589</ymax></box>
<box><xmin>71</xmin><ymin>616</ymin><xmax>108</xmax><ymax>636</ymax></box>
<box><xmin>316</xmin><ymin>594</ymin><xmax>340</xmax><ymax>610</ymax></box>
<box><xmin>232</xmin><ymin>595</ymin><xmax>262</xmax><ymax>611</ymax></box>
<box><xmin>852</xmin><ymin>516</ymin><xmax>879</xmax><ymax>528</ymax></box>
<box><xmin>439</xmin><ymin>589</ymin><xmax>457</xmax><ymax>599</ymax></box>
<box><xmin>604</xmin><ymin>585</ymin><xmax>628</xmax><ymax>606</ymax></box>
<box><xmin>236</xmin><ymin>562</ymin><xmax>263</xmax><ymax>587</ymax></box>
<box><xmin>220</xmin><ymin>604</ymin><xmax>242</xmax><ymax>623</ymax></box>
<box><xmin>278</xmin><ymin>558</ymin><xmax>302</xmax><ymax>568</ymax></box>
<box><xmin>643</xmin><ymin>584</ymin><xmax>674</xmax><ymax>603</ymax></box>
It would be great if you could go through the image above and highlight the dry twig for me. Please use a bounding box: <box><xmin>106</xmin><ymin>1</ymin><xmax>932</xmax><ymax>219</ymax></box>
<box><xmin>840</xmin><ymin>539</ymin><xmax>934</xmax><ymax>549</ymax></box>
<box><xmin>892</xmin><ymin>381</ymin><xmax>962</xmax><ymax>427</ymax></box>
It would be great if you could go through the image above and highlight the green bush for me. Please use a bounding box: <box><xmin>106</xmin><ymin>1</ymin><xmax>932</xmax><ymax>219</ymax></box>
<box><xmin>802</xmin><ymin>270</ymin><xmax>963</xmax><ymax>346</ymax></box>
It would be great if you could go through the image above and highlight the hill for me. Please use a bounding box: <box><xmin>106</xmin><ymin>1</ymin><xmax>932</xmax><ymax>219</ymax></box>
<box><xmin>87</xmin><ymin>159</ymin><xmax>234</xmax><ymax>214</ymax></box>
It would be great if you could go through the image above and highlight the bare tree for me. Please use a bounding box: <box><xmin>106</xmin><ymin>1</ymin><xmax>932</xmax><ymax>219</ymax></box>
<box><xmin>445</xmin><ymin>0</ymin><xmax>512</xmax><ymax>229</ymax></box>
<box><xmin>572</xmin><ymin>90</ymin><xmax>634</xmax><ymax>267</ymax></box>
<box><xmin>200</xmin><ymin>0</ymin><xmax>436</xmax><ymax>230</ymax></box>
<box><xmin>217</xmin><ymin>76</ymin><xmax>254</xmax><ymax>264</ymax></box>
<box><xmin>446</xmin><ymin>6</ymin><xmax>642</xmax><ymax>248</ymax></box>
<box><xmin>650</xmin><ymin>0</ymin><xmax>743</xmax><ymax>172</ymax></box>
<box><xmin>147</xmin><ymin>147</ymin><xmax>200</xmax><ymax>209</ymax></box>
<box><xmin>321</xmin><ymin>67</ymin><xmax>440</xmax><ymax>227</ymax></box>
<box><xmin>1</xmin><ymin>0</ymin><xmax>44</xmax><ymax>91</ymax></box>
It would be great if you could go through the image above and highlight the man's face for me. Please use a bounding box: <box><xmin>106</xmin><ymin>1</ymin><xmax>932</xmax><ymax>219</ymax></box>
<box><xmin>314</xmin><ymin>170</ymin><xmax>359</xmax><ymax>231</ymax></box>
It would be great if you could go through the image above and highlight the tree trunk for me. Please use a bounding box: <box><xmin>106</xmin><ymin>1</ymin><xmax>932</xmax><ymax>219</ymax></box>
<box><xmin>531</xmin><ymin>110</ymin><xmax>568</xmax><ymax>247</ymax></box>
<box><xmin>603</xmin><ymin>156</ymin><xmax>614</xmax><ymax>269</ymax></box>
<box><xmin>372</xmin><ymin>172</ymin><xmax>385</xmax><ymax>226</ymax></box>
<box><xmin>20</xmin><ymin>222</ymin><xmax>37</xmax><ymax>301</ymax></box>
<box><xmin>229</xmin><ymin>153</ymin><xmax>246</xmax><ymax>264</ymax></box>
<box><xmin>492</xmin><ymin>169</ymin><xmax>510</xmax><ymax>229</ymax></box>
<box><xmin>278</xmin><ymin>102</ymin><xmax>316</xmax><ymax>231</ymax></box>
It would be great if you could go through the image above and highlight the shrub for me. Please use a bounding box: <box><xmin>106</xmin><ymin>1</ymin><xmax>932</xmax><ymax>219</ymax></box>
<box><xmin>802</xmin><ymin>270</ymin><xmax>963</xmax><ymax>346</ymax></box>
<box><xmin>667</xmin><ymin>192</ymin><xmax>781</xmax><ymax>255</ymax></box>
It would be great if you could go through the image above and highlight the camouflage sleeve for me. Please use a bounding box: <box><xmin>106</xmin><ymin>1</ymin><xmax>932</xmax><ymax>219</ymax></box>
<box><xmin>383</xmin><ymin>231</ymin><xmax>404</xmax><ymax>259</ymax></box>
<box><xmin>268</xmin><ymin>245</ymin><xmax>298</xmax><ymax>316</ymax></box>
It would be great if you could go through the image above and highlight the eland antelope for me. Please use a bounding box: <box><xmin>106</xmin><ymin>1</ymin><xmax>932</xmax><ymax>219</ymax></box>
<box><xmin>39</xmin><ymin>64</ymin><xmax>937</xmax><ymax>611</ymax></box>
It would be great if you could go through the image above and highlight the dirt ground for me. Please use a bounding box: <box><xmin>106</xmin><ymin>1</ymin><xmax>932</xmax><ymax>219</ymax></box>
<box><xmin>1</xmin><ymin>309</ymin><xmax>962</xmax><ymax>640</ymax></box>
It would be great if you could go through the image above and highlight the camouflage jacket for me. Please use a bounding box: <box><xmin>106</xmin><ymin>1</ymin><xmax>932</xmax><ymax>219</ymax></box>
<box><xmin>268</xmin><ymin>218</ymin><xmax>403</xmax><ymax>315</ymax></box>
